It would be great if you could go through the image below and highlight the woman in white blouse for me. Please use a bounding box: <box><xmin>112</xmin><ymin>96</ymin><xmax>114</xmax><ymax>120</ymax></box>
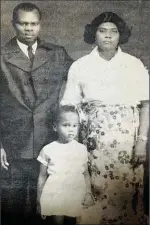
<box><xmin>61</xmin><ymin>12</ymin><xmax>149</xmax><ymax>225</ymax></box>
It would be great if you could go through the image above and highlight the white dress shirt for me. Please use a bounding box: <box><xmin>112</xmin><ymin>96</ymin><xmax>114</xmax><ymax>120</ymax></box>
<box><xmin>61</xmin><ymin>47</ymin><xmax>149</xmax><ymax>106</ymax></box>
<box><xmin>17</xmin><ymin>39</ymin><xmax>37</xmax><ymax>58</ymax></box>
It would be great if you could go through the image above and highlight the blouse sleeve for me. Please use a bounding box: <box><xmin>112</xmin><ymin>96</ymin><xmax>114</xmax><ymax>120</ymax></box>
<box><xmin>60</xmin><ymin>62</ymin><xmax>83</xmax><ymax>106</ymax></box>
<box><xmin>37</xmin><ymin>147</ymin><xmax>50</xmax><ymax>166</ymax></box>
<box><xmin>135</xmin><ymin>59</ymin><xmax>149</xmax><ymax>102</ymax></box>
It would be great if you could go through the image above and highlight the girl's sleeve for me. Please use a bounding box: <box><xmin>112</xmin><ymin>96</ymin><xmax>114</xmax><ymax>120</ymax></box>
<box><xmin>82</xmin><ymin>145</ymin><xmax>88</xmax><ymax>163</ymax></box>
<box><xmin>37</xmin><ymin>147</ymin><xmax>50</xmax><ymax>166</ymax></box>
<box><xmin>60</xmin><ymin>62</ymin><xmax>83</xmax><ymax>105</ymax></box>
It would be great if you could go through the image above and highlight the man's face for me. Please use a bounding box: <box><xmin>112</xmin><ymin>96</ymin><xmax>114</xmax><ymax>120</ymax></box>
<box><xmin>13</xmin><ymin>9</ymin><xmax>41</xmax><ymax>45</ymax></box>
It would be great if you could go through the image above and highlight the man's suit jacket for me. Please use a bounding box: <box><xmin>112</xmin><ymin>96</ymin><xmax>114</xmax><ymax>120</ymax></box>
<box><xmin>0</xmin><ymin>37</ymin><xmax>73</xmax><ymax>159</ymax></box>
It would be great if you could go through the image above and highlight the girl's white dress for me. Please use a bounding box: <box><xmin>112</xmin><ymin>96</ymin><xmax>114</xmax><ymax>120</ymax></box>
<box><xmin>37</xmin><ymin>140</ymin><xmax>88</xmax><ymax>217</ymax></box>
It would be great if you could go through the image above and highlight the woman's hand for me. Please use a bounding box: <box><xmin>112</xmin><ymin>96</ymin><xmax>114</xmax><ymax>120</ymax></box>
<box><xmin>132</xmin><ymin>139</ymin><xmax>147</xmax><ymax>167</ymax></box>
<box><xmin>133</xmin><ymin>100</ymin><xmax>149</xmax><ymax>167</ymax></box>
<box><xmin>82</xmin><ymin>192</ymin><xmax>95</xmax><ymax>209</ymax></box>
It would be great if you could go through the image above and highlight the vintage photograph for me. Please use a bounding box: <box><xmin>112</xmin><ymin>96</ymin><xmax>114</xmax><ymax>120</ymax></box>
<box><xmin>1</xmin><ymin>1</ymin><xmax>149</xmax><ymax>225</ymax></box>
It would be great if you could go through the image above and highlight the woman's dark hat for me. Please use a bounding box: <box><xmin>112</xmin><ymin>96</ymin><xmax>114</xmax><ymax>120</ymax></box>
<box><xmin>84</xmin><ymin>12</ymin><xmax>131</xmax><ymax>45</ymax></box>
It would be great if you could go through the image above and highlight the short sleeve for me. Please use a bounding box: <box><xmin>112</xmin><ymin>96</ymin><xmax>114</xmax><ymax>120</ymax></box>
<box><xmin>60</xmin><ymin>62</ymin><xmax>83</xmax><ymax>106</ymax></box>
<box><xmin>135</xmin><ymin>59</ymin><xmax>149</xmax><ymax>102</ymax></box>
<box><xmin>37</xmin><ymin>147</ymin><xmax>50</xmax><ymax>166</ymax></box>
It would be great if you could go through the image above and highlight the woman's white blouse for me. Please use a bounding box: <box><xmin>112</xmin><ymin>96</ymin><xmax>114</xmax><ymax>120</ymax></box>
<box><xmin>61</xmin><ymin>47</ymin><xmax>149</xmax><ymax>106</ymax></box>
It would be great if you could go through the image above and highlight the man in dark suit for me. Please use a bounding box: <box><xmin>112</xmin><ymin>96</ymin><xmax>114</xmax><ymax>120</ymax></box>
<box><xmin>0</xmin><ymin>2</ymin><xmax>73</xmax><ymax>224</ymax></box>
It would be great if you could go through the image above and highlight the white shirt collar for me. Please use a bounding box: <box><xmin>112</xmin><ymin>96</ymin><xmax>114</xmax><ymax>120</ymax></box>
<box><xmin>90</xmin><ymin>46</ymin><xmax>122</xmax><ymax>63</ymax></box>
<box><xmin>17</xmin><ymin>39</ymin><xmax>37</xmax><ymax>58</ymax></box>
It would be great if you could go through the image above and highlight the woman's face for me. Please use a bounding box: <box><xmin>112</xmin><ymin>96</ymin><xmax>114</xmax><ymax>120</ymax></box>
<box><xmin>95</xmin><ymin>22</ymin><xmax>120</xmax><ymax>51</ymax></box>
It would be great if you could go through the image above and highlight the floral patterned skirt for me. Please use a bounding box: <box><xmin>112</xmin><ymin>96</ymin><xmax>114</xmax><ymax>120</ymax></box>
<box><xmin>79</xmin><ymin>101</ymin><xmax>146</xmax><ymax>225</ymax></box>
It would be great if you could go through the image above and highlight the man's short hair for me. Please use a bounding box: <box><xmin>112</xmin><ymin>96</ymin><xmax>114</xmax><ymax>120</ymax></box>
<box><xmin>12</xmin><ymin>2</ymin><xmax>42</xmax><ymax>22</ymax></box>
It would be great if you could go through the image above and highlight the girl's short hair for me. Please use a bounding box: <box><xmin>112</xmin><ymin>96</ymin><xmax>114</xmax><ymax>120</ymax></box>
<box><xmin>84</xmin><ymin>12</ymin><xmax>131</xmax><ymax>45</ymax></box>
<box><xmin>54</xmin><ymin>105</ymin><xmax>79</xmax><ymax>123</ymax></box>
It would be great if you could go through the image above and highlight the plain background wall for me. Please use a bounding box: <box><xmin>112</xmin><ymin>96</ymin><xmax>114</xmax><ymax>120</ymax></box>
<box><xmin>1</xmin><ymin>0</ymin><xmax>150</xmax><ymax>70</ymax></box>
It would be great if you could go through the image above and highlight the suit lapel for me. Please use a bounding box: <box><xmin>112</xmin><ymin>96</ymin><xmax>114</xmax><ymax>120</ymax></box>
<box><xmin>32</xmin><ymin>47</ymin><xmax>54</xmax><ymax>71</ymax></box>
<box><xmin>2</xmin><ymin>38</ymin><xmax>56</xmax><ymax>110</ymax></box>
<box><xmin>32</xmin><ymin>39</ymin><xmax>54</xmax><ymax>71</ymax></box>
<box><xmin>3</xmin><ymin>37</ymin><xmax>32</xmax><ymax>72</ymax></box>
<box><xmin>3</xmin><ymin>38</ymin><xmax>55</xmax><ymax>72</ymax></box>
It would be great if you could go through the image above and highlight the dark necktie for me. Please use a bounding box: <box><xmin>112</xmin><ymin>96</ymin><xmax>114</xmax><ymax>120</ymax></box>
<box><xmin>27</xmin><ymin>46</ymin><xmax>34</xmax><ymax>62</ymax></box>
<box><xmin>27</xmin><ymin>46</ymin><xmax>36</xmax><ymax>100</ymax></box>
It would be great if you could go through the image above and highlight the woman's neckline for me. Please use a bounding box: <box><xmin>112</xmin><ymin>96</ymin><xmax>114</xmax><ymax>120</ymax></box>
<box><xmin>91</xmin><ymin>46</ymin><xmax>121</xmax><ymax>63</ymax></box>
<box><xmin>97</xmin><ymin>48</ymin><xmax>118</xmax><ymax>61</ymax></box>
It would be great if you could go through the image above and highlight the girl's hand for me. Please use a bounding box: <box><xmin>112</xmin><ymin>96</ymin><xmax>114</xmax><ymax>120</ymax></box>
<box><xmin>82</xmin><ymin>192</ymin><xmax>95</xmax><ymax>208</ymax></box>
<box><xmin>36</xmin><ymin>202</ymin><xmax>41</xmax><ymax>215</ymax></box>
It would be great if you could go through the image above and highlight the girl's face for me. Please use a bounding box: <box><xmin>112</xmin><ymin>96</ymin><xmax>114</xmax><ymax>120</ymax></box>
<box><xmin>95</xmin><ymin>22</ymin><xmax>120</xmax><ymax>51</ymax></box>
<box><xmin>55</xmin><ymin>112</ymin><xmax>79</xmax><ymax>143</ymax></box>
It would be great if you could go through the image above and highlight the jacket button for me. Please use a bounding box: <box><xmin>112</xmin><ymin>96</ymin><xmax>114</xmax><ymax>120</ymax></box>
<box><xmin>24</xmin><ymin>80</ymin><xmax>29</xmax><ymax>85</ymax></box>
<box><xmin>44</xmin><ymin>77</ymin><xmax>48</xmax><ymax>83</ymax></box>
<box><xmin>25</xmin><ymin>97</ymin><xmax>28</xmax><ymax>101</ymax></box>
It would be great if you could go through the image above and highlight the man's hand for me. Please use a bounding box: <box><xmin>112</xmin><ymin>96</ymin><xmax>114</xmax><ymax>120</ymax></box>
<box><xmin>132</xmin><ymin>140</ymin><xmax>147</xmax><ymax>167</ymax></box>
<box><xmin>1</xmin><ymin>148</ymin><xmax>9</xmax><ymax>170</ymax></box>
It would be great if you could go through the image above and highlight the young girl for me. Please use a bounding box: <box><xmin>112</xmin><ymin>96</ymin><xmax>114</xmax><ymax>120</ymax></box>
<box><xmin>37</xmin><ymin>105</ymin><xmax>94</xmax><ymax>225</ymax></box>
